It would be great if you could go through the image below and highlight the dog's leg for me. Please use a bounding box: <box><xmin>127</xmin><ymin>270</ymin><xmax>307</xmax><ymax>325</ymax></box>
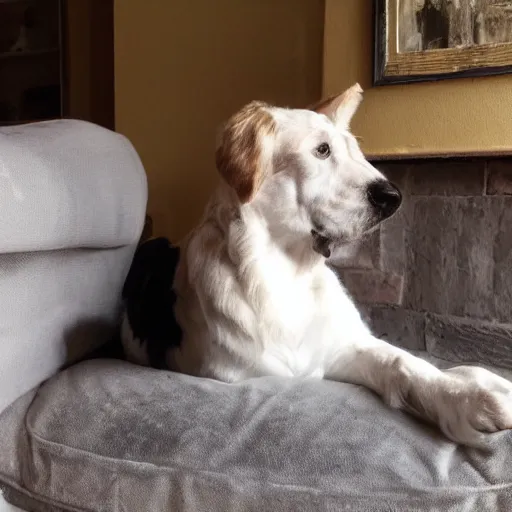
<box><xmin>325</xmin><ymin>337</ymin><xmax>512</xmax><ymax>445</ymax></box>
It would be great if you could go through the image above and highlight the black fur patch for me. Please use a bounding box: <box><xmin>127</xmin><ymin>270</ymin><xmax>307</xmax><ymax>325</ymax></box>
<box><xmin>122</xmin><ymin>237</ymin><xmax>182</xmax><ymax>369</ymax></box>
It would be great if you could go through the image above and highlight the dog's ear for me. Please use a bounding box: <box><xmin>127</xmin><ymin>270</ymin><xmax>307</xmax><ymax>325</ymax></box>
<box><xmin>216</xmin><ymin>101</ymin><xmax>276</xmax><ymax>203</ymax></box>
<box><xmin>310</xmin><ymin>83</ymin><xmax>363</xmax><ymax>130</ymax></box>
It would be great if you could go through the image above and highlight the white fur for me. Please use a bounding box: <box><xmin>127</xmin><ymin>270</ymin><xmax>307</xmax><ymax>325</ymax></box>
<box><xmin>123</xmin><ymin>84</ymin><xmax>512</xmax><ymax>445</ymax></box>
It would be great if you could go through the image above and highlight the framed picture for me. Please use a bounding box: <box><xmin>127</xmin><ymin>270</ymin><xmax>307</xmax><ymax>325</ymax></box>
<box><xmin>374</xmin><ymin>0</ymin><xmax>512</xmax><ymax>85</ymax></box>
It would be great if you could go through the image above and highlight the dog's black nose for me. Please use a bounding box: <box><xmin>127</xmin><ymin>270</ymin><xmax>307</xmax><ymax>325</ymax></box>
<box><xmin>367</xmin><ymin>180</ymin><xmax>402</xmax><ymax>218</ymax></box>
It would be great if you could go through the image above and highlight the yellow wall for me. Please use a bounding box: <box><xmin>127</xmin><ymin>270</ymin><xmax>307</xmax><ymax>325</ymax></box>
<box><xmin>114</xmin><ymin>0</ymin><xmax>324</xmax><ymax>240</ymax></box>
<box><xmin>324</xmin><ymin>0</ymin><xmax>512</xmax><ymax>159</ymax></box>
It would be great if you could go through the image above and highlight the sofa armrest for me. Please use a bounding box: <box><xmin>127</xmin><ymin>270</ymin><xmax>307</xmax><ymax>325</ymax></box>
<box><xmin>0</xmin><ymin>119</ymin><xmax>147</xmax><ymax>253</ymax></box>
<box><xmin>0</xmin><ymin>120</ymin><xmax>148</xmax><ymax>413</ymax></box>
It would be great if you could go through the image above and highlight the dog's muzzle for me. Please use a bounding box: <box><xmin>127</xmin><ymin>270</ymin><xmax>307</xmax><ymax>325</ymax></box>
<box><xmin>311</xmin><ymin>180</ymin><xmax>401</xmax><ymax>258</ymax></box>
<box><xmin>367</xmin><ymin>180</ymin><xmax>402</xmax><ymax>219</ymax></box>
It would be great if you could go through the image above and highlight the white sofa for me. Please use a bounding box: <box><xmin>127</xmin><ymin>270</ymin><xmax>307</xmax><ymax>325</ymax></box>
<box><xmin>1</xmin><ymin>120</ymin><xmax>512</xmax><ymax>512</ymax></box>
<box><xmin>0</xmin><ymin>119</ymin><xmax>146</xmax><ymax>511</ymax></box>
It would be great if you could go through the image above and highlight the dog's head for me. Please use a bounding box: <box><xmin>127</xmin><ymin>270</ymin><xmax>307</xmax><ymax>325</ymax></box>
<box><xmin>215</xmin><ymin>84</ymin><xmax>401</xmax><ymax>258</ymax></box>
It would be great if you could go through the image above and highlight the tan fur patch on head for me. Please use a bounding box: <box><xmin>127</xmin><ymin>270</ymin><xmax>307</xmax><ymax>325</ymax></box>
<box><xmin>216</xmin><ymin>101</ymin><xmax>277</xmax><ymax>203</ymax></box>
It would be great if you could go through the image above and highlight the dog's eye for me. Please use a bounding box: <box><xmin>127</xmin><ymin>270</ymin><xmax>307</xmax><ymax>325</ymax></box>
<box><xmin>314</xmin><ymin>143</ymin><xmax>331</xmax><ymax>159</ymax></box>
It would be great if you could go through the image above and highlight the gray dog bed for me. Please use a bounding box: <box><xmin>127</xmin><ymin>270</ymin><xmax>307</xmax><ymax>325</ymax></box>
<box><xmin>1</xmin><ymin>359</ymin><xmax>511</xmax><ymax>511</ymax></box>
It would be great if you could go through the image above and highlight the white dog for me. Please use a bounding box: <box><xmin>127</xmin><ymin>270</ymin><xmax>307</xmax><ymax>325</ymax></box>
<box><xmin>122</xmin><ymin>84</ymin><xmax>512</xmax><ymax>445</ymax></box>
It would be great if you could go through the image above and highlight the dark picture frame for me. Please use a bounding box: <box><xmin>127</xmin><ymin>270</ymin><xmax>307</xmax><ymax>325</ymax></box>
<box><xmin>374</xmin><ymin>0</ymin><xmax>512</xmax><ymax>86</ymax></box>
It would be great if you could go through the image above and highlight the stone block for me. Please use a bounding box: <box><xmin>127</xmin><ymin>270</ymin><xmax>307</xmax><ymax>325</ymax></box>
<box><xmin>375</xmin><ymin>162</ymin><xmax>409</xmax><ymax>191</ymax></box>
<box><xmin>425</xmin><ymin>314</ymin><xmax>512</xmax><ymax>371</ymax></box>
<box><xmin>372</xmin><ymin>161</ymin><xmax>410</xmax><ymax>274</ymax></box>
<box><xmin>330</xmin><ymin>230</ymin><xmax>380</xmax><ymax>269</ymax></box>
<box><xmin>487</xmin><ymin>159</ymin><xmax>512</xmax><ymax>195</ymax></box>
<box><xmin>379</xmin><ymin>197</ymin><xmax>413</xmax><ymax>275</ymax></box>
<box><xmin>492</xmin><ymin>197</ymin><xmax>512</xmax><ymax>323</ymax></box>
<box><xmin>337</xmin><ymin>269</ymin><xmax>403</xmax><ymax>305</ymax></box>
<box><xmin>370</xmin><ymin>306</ymin><xmax>425</xmax><ymax>350</ymax></box>
<box><xmin>403</xmin><ymin>197</ymin><xmax>501</xmax><ymax>321</ymax></box>
<box><xmin>356</xmin><ymin>303</ymin><xmax>373</xmax><ymax>326</ymax></box>
<box><xmin>408</xmin><ymin>160</ymin><xmax>485</xmax><ymax>196</ymax></box>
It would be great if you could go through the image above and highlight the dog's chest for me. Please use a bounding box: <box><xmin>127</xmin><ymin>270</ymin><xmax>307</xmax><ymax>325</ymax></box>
<box><xmin>268</xmin><ymin>275</ymin><xmax>315</xmax><ymax>327</ymax></box>
<box><xmin>258</xmin><ymin>253</ymin><xmax>319</xmax><ymax>324</ymax></box>
<box><xmin>252</xmin><ymin>255</ymin><xmax>334</xmax><ymax>375</ymax></box>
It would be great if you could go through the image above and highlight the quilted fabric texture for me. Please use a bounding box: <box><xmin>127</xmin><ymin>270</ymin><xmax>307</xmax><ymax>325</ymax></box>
<box><xmin>1</xmin><ymin>359</ymin><xmax>511</xmax><ymax>512</ymax></box>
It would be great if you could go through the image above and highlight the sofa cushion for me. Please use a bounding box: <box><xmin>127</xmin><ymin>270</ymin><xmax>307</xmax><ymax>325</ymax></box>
<box><xmin>1</xmin><ymin>359</ymin><xmax>511</xmax><ymax>511</ymax></box>
<box><xmin>0</xmin><ymin>119</ymin><xmax>148</xmax><ymax>414</ymax></box>
<box><xmin>0</xmin><ymin>247</ymin><xmax>136</xmax><ymax>414</ymax></box>
<box><xmin>0</xmin><ymin>120</ymin><xmax>147</xmax><ymax>254</ymax></box>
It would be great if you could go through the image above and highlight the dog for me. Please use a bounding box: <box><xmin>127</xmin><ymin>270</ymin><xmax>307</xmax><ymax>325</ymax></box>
<box><xmin>122</xmin><ymin>84</ymin><xmax>512</xmax><ymax>445</ymax></box>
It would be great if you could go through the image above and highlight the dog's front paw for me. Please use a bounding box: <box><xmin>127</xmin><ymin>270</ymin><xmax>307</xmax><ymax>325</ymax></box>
<box><xmin>435</xmin><ymin>366</ymin><xmax>512</xmax><ymax>445</ymax></box>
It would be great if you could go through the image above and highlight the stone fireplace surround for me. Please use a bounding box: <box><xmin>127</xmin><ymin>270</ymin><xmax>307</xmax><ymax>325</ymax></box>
<box><xmin>334</xmin><ymin>158</ymin><xmax>512</xmax><ymax>370</ymax></box>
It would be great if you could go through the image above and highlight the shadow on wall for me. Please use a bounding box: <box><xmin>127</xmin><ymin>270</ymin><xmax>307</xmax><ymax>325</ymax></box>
<box><xmin>114</xmin><ymin>0</ymin><xmax>325</xmax><ymax>241</ymax></box>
